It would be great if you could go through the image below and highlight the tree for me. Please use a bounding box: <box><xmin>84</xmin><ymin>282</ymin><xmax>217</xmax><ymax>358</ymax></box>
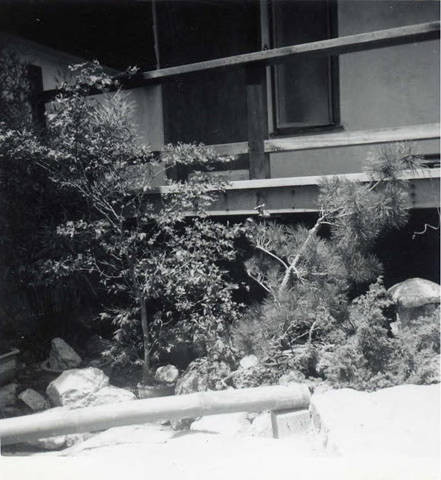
<box><xmin>241</xmin><ymin>143</ymin><xmax>423</xmax><ymax>360</ymax></box>
<box><xmin>4</xmin><ymin>61</ymin><xmax>244</xmax><ymax>381</ymax></box>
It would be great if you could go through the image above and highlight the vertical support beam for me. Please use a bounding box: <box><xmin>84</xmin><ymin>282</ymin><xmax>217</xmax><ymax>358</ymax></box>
<box><xmin>27</xmin><ymin>65</ymin><xmax>45</xmax><ymax>132</ymax></box>
<box><xmin>246</xmin><ymin>63</ymin><xmax>270</xmax><ymax>179</ymax></box>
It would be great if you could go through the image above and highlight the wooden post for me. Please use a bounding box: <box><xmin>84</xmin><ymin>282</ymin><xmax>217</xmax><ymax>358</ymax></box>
<box><xmin>27</xmin><ymin>64</ymin><xmax>45</xmax><ymax>132</ymax></box>
<box><xmin>246</xmin><ymin>63</ymin><xmax>270</xmax><ymax>179</ymax></box>
<box><xmin>0</xmin><ymin>384</ymin><xmax>310</xmax><ymax>446</ymax></box>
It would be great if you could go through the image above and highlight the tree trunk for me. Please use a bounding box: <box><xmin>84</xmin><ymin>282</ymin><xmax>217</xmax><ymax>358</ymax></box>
<box><xmin>140</xmin><ymin>297</ymin><xmax>152</xmax><ymax>384</ymax></box>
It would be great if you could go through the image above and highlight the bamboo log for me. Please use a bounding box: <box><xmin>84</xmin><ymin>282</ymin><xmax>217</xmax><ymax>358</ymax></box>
<box><xmin>0</xmin><ymin>384</ymin><xmax>310</xmax><ymax>446</ymax></box>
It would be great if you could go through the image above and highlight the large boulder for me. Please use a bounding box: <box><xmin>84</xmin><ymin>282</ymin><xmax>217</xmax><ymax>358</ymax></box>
<box><xmin>190</xmin><ymin>412</ymin><xmax>250</xmax><ymax>435</ymax></box>
<box><xmin>47</xmin><ymin>338</ymin><xmax>82</xmax><ymax>371</ymax></box>
<box><xmin>88</xmin><ymin>385</ymin><xmax>135</xmax><ymax>407</ymax></box>
<box><xmin>388</xmin><ymin>278</ymin><xmax>440</xmax><ymax>328</ymax></box>
<box><xmin>175</xmin><ymin>358</ymin><xmax>231</xmax><ymax>395</ymax></box>
<box><xmin>22</xmin><ymin>407</ymin><xmax>92</xmax><ymax>451</ymax></box>
<box><xmin>46</xmin><ymin>367</ymin><xmax>109</xmax><ymax>407</ymax></box>
<box><xmin>18</xmin><ymin>388</ymin><xmax>50</xmax><ymax>411</ymax></box>
<box><xmin>155</xmin><ymin>364</ymin><xmax>179</xmax><ymax>385</ymax></box>
<box><xmin>310</xmin><ymin>384</ymin><xmax>440</xmax><ymax>457</ymax></box>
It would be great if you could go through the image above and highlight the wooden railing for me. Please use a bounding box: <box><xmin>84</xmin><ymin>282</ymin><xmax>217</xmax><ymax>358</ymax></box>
<box><xmin>0</xmin><ymin>384</ymin><xmax>310</xmax><ymax>446</ymax></box>
<box><xmin>34</xmin><ymin>21</ymin><xmax>440</xmax><ymax>180</ymax></box>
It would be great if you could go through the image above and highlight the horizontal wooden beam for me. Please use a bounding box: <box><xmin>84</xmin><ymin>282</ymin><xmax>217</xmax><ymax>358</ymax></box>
<box><xmin>224</xmin><ymin>167</ymin><xmax>440</xmax><ymax>191</ymax></box>
<box><xmin>0</xmin><ymin>384</ymin><xmax>310</xmax><ymax>446</ymax></box>
<box><xmin>205</xmin><ymin>168</ymin><xmax>440</xmax><ymax>215</ymax></box>
<box><xmin>40</xmin><ymin>22</ymin><xmax>440</xmax><ymax>103</ymax></box>
<box><xmin>211</xmin><ymin>123</ymin><xmax>441</xmax><ymax>156</ymax></box>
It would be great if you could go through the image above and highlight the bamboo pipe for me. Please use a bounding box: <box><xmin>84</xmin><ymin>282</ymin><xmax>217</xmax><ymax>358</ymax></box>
<box><xmin>0</xmin><ymin>384</ymin><xmax>310</xmax><ymax>446</ymax></box>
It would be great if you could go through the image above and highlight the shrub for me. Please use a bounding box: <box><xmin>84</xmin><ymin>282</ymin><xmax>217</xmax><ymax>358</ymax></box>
<box><xmin>316</xmin><ymin>279</ymin><xmax>440</xmax><ymax>390</ymax></box>
<box><xmin>2</xmin><ymin>60</ymin><xmax>246</xmax><ymax>381</ymax></box>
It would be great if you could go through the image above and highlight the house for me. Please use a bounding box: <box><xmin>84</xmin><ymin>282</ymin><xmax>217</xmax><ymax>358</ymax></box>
<box><xmin>0</xmin><ymin>0</ymin><xmax>439</xmax><ymax>282</ymax></box>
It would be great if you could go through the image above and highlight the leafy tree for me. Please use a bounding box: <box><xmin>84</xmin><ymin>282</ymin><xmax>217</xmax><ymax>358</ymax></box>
<box><xmin>2</xmin><ymin>60</ymin><xmax>244</xmax><ymax>380</ymax></box>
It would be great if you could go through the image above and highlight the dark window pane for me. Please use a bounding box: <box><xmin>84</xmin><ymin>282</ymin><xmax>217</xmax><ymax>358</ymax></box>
<box><xmin>272</xmin><ymin>0</ymin><xmax>335</xmax><ymax>129</ymax></box>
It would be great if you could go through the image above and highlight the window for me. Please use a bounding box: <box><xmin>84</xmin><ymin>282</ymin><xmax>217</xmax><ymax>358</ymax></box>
<box><xmin>267</xmin><ymin>0</ymin><xmax>339</xmax><ymax>134</ymax></box>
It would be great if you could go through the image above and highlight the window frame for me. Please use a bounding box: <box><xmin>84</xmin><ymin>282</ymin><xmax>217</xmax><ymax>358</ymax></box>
<box><xmin>263</xmin><ymin>0</ymin><xmax>341</xmax><ymax>137</ymax></box>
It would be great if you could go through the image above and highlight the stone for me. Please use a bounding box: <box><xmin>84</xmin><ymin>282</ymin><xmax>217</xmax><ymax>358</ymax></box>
<box><xmin>22</xmin><ymin>407</ymin><xmax>92</xmax><ymax>451</ymax></box>
<box><xmin>389</xmin><ymin>278</ymin><xmax>441</xmax><ymax>308</ymax></box>
<box><xmin>155</xmin><ymin>364</ymin><xmax>179</xmax><ymax>384</ymax></box>
<box><xmin>46</xmin><ymin>367</ymin><xmax>109</xmax><ymax>407</ymax></box>
<box><xmin>271</xmin><ymin>409</ymin><xmax>311</xmax><ymax>439</ymax></box>
<box><xmin>18</xmin><ymin>388</ymin><xmax>50</xmax><ymax>411</ymax></box>
<box><xmin>248</xmin><ymin>411</ymin><xmax>273</xmax><ymax>438</ymax></box>
<box><xmin>239</xmin><ymin>354</ymin><xmax>258</xmax><ymax>370</ymax></box>
<box><xmin>0</xmin><ymin>382</ymin><xmax>17</xmax><ymax>408</ymax></box>
<box><xmin>278</xmin><ymin>370</ymin><xmax>306</xmax><ymax>385</ymax></box>
<box><xmin>190</xmin><ymin>412</ymin><xmax>250</xmax><ymax>435</ymax></box>
<box><xmin>87</xmin><ymin>385</ymin><xmax>135</xmax><ymax>407</ymax></box>
<box><xmin>310</xmin><ymin>384</ymin><xmax>440</xmax><ymax>457</ymax></box>
<box><xmin>388</xmin><ymin>278</ymin><xmax>441</xmax><ymax>328</ymax></box>
<box><xmin>175</xmin><ymin>359</ymin><xmax>231</xmax><ymax>395</ymax></box>
<box><xmin>48</xmin><ymin>338</ymin><xmax>82</xmax><ymax>371</ymax></box>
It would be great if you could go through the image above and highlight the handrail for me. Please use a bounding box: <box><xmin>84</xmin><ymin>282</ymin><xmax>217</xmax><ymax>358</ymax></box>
<box><xmin>0</xmin><ymin>384</ymin><xmax>310</xmax><ymax>446</ymax></box>
<box><xmin>40</xmin><ymin>21</ymin><xmax>440</xmax><ymax>103</ymax></box>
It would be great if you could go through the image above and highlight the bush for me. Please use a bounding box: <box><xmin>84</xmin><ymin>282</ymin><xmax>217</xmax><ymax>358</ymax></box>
<box><xmin>316</xmin><ymin>279</ymin><xmax>440</xmax><ymax>390</ymax></box>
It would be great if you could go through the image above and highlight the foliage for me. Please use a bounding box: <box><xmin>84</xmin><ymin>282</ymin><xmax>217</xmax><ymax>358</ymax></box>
<box><xmin>317</xmin><ymin>278</ymin><xmax>440</xmax><ymax>390</ymax></box>
<box><xmin>238</xmin><ymin>144</ymin><xmax>422</xmax><ymax>365</ymax></box>
<box><xmin>1</xmin><ymin>60</ymin><xmax>246</xmax><ymax>379</ymax></box>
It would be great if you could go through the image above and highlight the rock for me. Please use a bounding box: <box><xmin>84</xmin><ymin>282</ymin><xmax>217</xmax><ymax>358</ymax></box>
<box><xmin>22</xmin><ymin>407</ymin><xmax>92</xmax><ymax>451</ymax></box>
<box><xmin>175</xmin><ymin>359</ymin><xmax>231</xmax><ymax>395</ymax></box>
<box><xmin>389</xmin><ymin>278</ymin><xmax>441</xmax><ymax>308</ymax></box>
<box><xmin>87</xmin><ymin>385</ymin><xmax>135</xmax><ymax>407</ymax></box>
<box><xmin>278</xmin><ymin>370</ymin><xmax>306</xmax><ymax>385</ymax></box>
<box><xmin>48</xmin><ymin>338</ymin><xmax>82</xmax><ymax>371</ymax></box>
<box><xmin>0</xmin><ymin>382</ymin><xmax>17</xmax><ymax>409</ymax></box>
<box><xmin>18</xmin><ymin>388</ymin><xmax>50</xmax><ymax>411</ymax></box>
<box><xmin>388</xmin><ymin>278</ymin><xmax>441</xmax><ymax>328</ymax></box>
<box><xmin>190</xmin><ymin>412</ymin><xmax>250</xmax><ymax>436</ymax></box>
<box><xmin>46</xmin><ymin>367</ymin><xmax>109</xmax><ymax>407</ymax></box>
<box><xmin>310</xmin><ymin>384</ymin><xmax>440</xmax><ymax>457</ymax></box>
<box><xmin>64</xmin><ymin>424</ymin><xmax>176</xmax><ymax>455</ymax></box>
<box><xmin>239</xmin><ymin>355</ymin><xmax>259</xmax><ymax>370</ymax></box>
<box><xmin>155</xmin><ymin>364</ymin><xmax>179</xmax><ymax>384</ymax></box>
<box><xmin>248</xmin><ymin>411</ymin><xmax>273</xmax><ymax>438</ymax></box>
<box><xmin>85</xmin><ymin>335</ymin><xmax>113</xmax><ymax>358</ymax></box>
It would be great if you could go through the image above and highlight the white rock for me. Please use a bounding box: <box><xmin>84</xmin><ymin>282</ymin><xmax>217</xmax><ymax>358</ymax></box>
<box><xmin>155</xmin><ymin>364</ymin><xmax>179</xmax><ymax>384</ymax></box>
<box><xmin>248</xmin><ymin>411</ymin><xmax>273</xmax><ymax>438</ymax></box>
<box><xmin>310</xmin><ymin>384</ymin><xmax>440</xmax><ymax>457</ymax></box>
<box><xmin>18</xmin><ymin>388</ymin><xmax>50</xmax><ymax>411</ymax></box>
<box><xmin>23</xmin><ymin>407</ymin><xmax>92</xmax><ymax>451</ymax></box>
<box><xmin>0</xmin><ymin>382</ymin><xmax>17</xmax><ymax>408</ymax></box>
<box><xmin>87</xmin><ymin>385</ymin><xmax>135</xmax><ymax>407</ymax></box>
<box><xmin>48</xmin><ymin>338</ymin><xmax>82</xmax><ymax>370</ymax></box>
<box><xmin>388</xmin><ymin>278</ymin><xmax>441</xmax><ymax>308</ymax></box>
<box><xmin>190</xmin><ymin>412</ymin><xmax>250</xmax><ymax>435</ymax></box>
<box><xmin>46</xmin><ymin>367</ymin><xmax>109</xmax><ymax>407</ymax></box>
<box><xmin>239</xmin><ymin>355</ymin><xmax>259</xmax><ymax>370</ymax></box>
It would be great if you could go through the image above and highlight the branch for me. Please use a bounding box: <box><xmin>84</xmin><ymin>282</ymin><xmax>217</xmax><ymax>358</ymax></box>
<box><xmin>279</xmin><ymin>212</ymin><xmax>327</xmax><ymax>293</ymax></box>
<box><xmin>245</xmin><ymin>268</ymin><xmax>271</xmax><ymax>294</ymax></box>
<box><xmin>255</xmin><ymin>245</ymin><xmax>289</xmax><ymax>270</ymax></box>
